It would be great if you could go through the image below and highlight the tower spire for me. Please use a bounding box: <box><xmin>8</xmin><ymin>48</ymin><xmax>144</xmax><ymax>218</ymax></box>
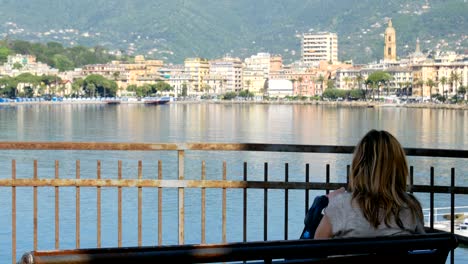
<box><xmin>415</xmin><ymin>38</ymin><xmax>421</xmax><ymax>54</ymax></box>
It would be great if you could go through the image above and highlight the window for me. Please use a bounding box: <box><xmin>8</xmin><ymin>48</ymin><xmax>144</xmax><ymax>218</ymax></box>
<box><xmin>388</xmin><ymin>48</ymin><xmax>392</xmax><ymax>56</ymax></box>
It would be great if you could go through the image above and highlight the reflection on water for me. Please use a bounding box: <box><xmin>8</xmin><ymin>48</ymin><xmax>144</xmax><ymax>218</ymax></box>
<box><xmin>0</xmin><ymin>103</ymin><xmax>466</xmax><ymax>262</ymax></box>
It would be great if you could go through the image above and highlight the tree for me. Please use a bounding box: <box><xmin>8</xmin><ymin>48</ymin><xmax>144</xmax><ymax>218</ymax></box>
<box><xmin>297</xmin><ymin>76</ymin><xmax>304</xmax><ymax>95</ymax></box>
<box><xmin>154</xmin><ymin>81</ymin><xmax>173</xmax><ymax>95</ymax></box>
<box><xmin>127</xmin><ymin>85</ymin><xmax>138</xmax><ymax>96</ymax></box>
<box><xmin>0</xmin><ymin>76</ymin><xmax>19</xmax><ymax>98</ymax></box>
<box><xmin>222</xmin><ymin>92</ymin><xmax>237</xmax><ymax>100</ymax></box>
<box><xmin>0</xmin><ymin>46</ymin><xmax>11</xmax><ymax>63</ymax></box>
<box><xmin>440</xmin><ymin>76</ymin><xmax>448</xmax><ymax>101</ymax></box>
<box><xmin>13</xmin><ymin>62</ymin><xmax>23</xmax><ymax>70</ymax></box>
<box><xmin>238</xmin><ymin>89</ymin><xmax>254</xmax><ymax>98</ymax></box>
<box><xmin>72</xmin><ymin>78</ymin><xmax>84</xmax><ymax>97</ymax></box>
<box><xmin>349</xmin><ymin>89</ymin><xmax>365</xmax><ymax>100</ymax></box>
<box><xmin>343</xmin><ymin>76</ymin><xmax>351</xmax><ymax>90</ymax></box>
<box><xmin>245</xmin><ymin>80</ymin><xmax>251</xmax><ymax>91</ymax></box>
<box><xmin>181</xmin><ymin>83</ymin><xmax>188</xmax><ymax>97</ymax></box>
<box><xmin>396</xmin><ymin>82</ymin><xmax>404</xmax><ymax>97</ymax></box>
<box><xmin>16</xmin><ymin>73</ymin><xmax>40</xmax><ymax>97</ymax></box>
<box><xmin>414</xmin><ymin>79</ymin><xmax>424</xmax><ymax>98</ymax></box>
<box><xmin>458</xmin><ymin>86</ymin><xmax>466</xmax><ymax>101</ymax></box>
<box><xmin>404</xmin><ymin>81</ymin><xmax>412</xmax><ymax>100</ymax></box>
<box><xmin>367</xmin><ymin>71</ymin><xmax>391</xmax><ymax>100</ymax></box>
<box><xmin>52</xmin><ymin>54</ymin><xmax>74</xmax><ymax>71</ymax></box>
<box><xmin>449</xmin><ymin>72</ymin><xmax>461</xmax><ymax>102</ymax></box>
<box><xmin>425</xmin><ymin>79</ymin><xmax>437</xmax><ymax>102</ymax></box>
<box><xmin>83</xmin><ymin>74</ymin><xmax>117</xmax><ymax>97</ymax></box>
<box><xmin>356</xmin><ymin>74</ymin><xmax>364</xmax><ymax>90</ymax></box>
<box><xmin>317</xmin><ymin>74</ymin><xmax>325</xmax><ymax>98</ymax></box>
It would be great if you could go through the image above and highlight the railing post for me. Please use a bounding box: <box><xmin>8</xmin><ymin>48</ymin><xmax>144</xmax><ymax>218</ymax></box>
<box><xmin>450</xmin><ymin>168</ymin><xmax>455</xmax><ymax>264</ymax></box>
<box><xmin>12</xmin><ymin>160</ymin><xmax>16</xmax><ymax>264</ymax></box>
<box><xmin>201</xmin><ymin>160</ymin><xmax>206</xmax><ymax>244</ymax></box>
<box><xmin>178</xmin><ymin>150</ymin><xmax>185</xmax><ymax>244</ymax></box>
<box><xmin>76</xmin><ymin>160</ymin><xmax>80</xmax><ymax>249</ymax></box>
<box><xmin>55</xmin><ymin>160</ymin><xmax>60</xmax><ymax>250</ymax></box>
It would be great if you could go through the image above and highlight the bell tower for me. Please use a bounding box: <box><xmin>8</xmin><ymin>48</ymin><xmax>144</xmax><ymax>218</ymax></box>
<box><xmin>384</xmin><ymin>19</ymin><xmax>397</xmax><ymax>61</ymax></box>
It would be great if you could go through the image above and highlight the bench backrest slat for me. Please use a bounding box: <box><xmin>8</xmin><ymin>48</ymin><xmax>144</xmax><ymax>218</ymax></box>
<box><xmin>20</xmin><ymin>232</ymin><xmax>458</xmax><ymax>264</ymax></box>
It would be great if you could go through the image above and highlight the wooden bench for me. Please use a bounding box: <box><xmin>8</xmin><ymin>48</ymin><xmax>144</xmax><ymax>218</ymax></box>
<box><xmin>20</xmin><ymin>232</ymin><xmax>458</xmax><ymax>264</ymax></box>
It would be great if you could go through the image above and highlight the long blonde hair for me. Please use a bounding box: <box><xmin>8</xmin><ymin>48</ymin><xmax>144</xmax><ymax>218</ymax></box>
<box><xmin>349</xmin><ymin>130</ymin><xmax>423</xmax><ymax>229</ymax></box>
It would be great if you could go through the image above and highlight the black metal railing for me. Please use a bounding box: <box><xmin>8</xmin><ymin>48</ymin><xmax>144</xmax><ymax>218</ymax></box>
<box><xmin>0</xmin><ymin>142</ymin><xmax>466</xmax><ymax>264</ymax></box>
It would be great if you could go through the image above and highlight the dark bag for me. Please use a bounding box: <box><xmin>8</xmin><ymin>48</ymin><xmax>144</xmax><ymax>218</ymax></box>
<box><xmin>300</xmin><ymin>195</ymin><xmax>329</xmax><ymax>239</ymax></box>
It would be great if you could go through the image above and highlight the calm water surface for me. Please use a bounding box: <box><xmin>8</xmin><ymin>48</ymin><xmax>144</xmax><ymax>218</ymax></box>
<box><xmin>0</xmin><ymin>103</ymin><xmax>466</xmax><ymax>262</ymax></box>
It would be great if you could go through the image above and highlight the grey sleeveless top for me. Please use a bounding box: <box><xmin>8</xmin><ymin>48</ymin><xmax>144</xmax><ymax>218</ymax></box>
<box><xmin>324</xmin><ymin>192</ymin><xmax>425</xmax><ymax>238</ymax></box>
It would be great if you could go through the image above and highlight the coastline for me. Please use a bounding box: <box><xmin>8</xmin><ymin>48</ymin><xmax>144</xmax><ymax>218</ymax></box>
<box><xmin>2</xmin><ymin>100</ymin><xmax>467</xmax><ymax>110</ymax></box>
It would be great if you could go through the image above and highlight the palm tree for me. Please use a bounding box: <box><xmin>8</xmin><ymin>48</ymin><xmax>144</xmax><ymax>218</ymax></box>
<box><xmin>297</xmin><ymin>76</ymin><xmax>304</xmax><ymax>96</ymax></box>
<box><xmin>414</xmin><ymin>79</ymin><xmax>424</xmax><ymax>98</ymax></box>
<box><xmin>367</xmin><ymin>71</ymin><xmax>391</xmax><ymax>101</ymax></box>
<box><xmin>317</xmin><ymin>75</ymin><xmax>325</xmax><ymax>99</ymax></box>
<box><xmin>343</xmin><ymin>76</ymin><xmax>351</xmax><ymax>90</ymax></box>
<box><xmin>356</xmin><ymin>74</ymin><xmax>364</xmax><ymax>90</ymax></box>
<box><xmin>397</xmin><ymin>82</ymin><xmax>404</xmax><ymax>97</ymax></box>
<box><xmin>439</xmin><ymin>76</ymin><xmax>447</xmax><ymax>101</ymax></box>
<box><xmin>425</xmin><ymin>79</ymin><xmax>436</xmax><ymax>102</ymax></box>
<box><xmin>449</xmin><ymin>72</ymin><xmax>461</xmax><ymax>102</ymax></box>
<box><xmin>404</xmin><ymin>81</ymin><xmax>412</xmax><ymax>100</ymax></box>
<box><xmin>245</xmin><ymin>80</ymin><xmax>251</xmax><ymax>92</ymax></box>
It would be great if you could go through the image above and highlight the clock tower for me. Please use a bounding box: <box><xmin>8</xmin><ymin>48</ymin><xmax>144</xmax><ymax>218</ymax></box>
<box><xmin>384</xmin><ymin>19</ymin><xmax>397</xmax><ymax>61</ymax></box>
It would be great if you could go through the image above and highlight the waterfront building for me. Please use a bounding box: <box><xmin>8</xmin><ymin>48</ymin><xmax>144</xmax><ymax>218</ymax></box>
<box><xmin>82</xmin><ymin>55</ymin><xmax>165</xmax><ymax>95</ymax></box>
<box><xmin>159</xmin><ymin>65</ymin><xmax>193</xmax><ymax>97</ymax></box>
<box><xmin>82</xmin><ymin>63</ymin><xmax>126</xmax><ymax>80</ymax></box>
<box><xmin>184</xmin><ymin>57</ymin><xmax>209</xmax><ymax>94</ymax></box>
<box><xmin>335</xmin><ymin>67</ymin><xmax>364</xmax><ymax>90</ymax></box>
<box><xmin>208</xmin><ymin>56</ymin><xmax>243</xmax><ymax>94</ymax></box>
<box><xmin>386</xmin><ymin>67</ymin><xmax>413</xmax><ymax>94</ymax></box>
<box><xmin>270</xmin><ymin>64</ymin><xmax>323</xmax><ymax>97</ymax></box>
<box><xmin>301</xmin><ymin>32</ymin><xmax>338</xmax><ymax>66</ymax></box>
<box><xmin>267</xmin><ymin>79</ymin><xmax>294</xmax><ymax>98</ymax></box>
<box><xmin>411</xmin><ymin>53</ymin><xmax>468</xmax><ymax>98</ymax></box>
<box><xmin>119</xmin><ymin>55</ymin><xmax>164</xmax><ymax>89</ymax></box>
<box><xmin>243</xmin><ymin>53</ymin><xmax>282</xmax><ymax>96</ymax></box>
<box><xmin>0</xmin><ymin>54</ymin><xmax>58</xmax><ymax>77</ymax></box>
<box><xmin>384</xmin><ymin>19</ymin><xmax>397</xmax><ymax>62</ymax></box>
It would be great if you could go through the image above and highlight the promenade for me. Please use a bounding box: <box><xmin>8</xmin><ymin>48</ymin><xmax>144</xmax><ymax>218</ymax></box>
<box><xmin>3</xmin><ymin>99</ymin><xmax>467</xmax><ymax>110</ymax></box>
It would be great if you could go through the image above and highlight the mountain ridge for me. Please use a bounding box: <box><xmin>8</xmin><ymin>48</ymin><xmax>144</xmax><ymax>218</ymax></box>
<box><xmin>0</xmin><ymin>0</ymin><xmax>466</xmax><ymax>64</ymax></box>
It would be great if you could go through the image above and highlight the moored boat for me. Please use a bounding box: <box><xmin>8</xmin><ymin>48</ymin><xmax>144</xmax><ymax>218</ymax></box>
<box><xmin>102</xmin><ymin>97</ymin><xmax>122</xmax><ymax>104</ymax></box>
<box><xmin>143</xmin><ymin>96</ymin><xmax>171</xmax><ymax>105</ymax></box>
<box><xmin>103</xmin><ymin>99</ymin><xmax>122</xmax><ymax>105</ymax></box>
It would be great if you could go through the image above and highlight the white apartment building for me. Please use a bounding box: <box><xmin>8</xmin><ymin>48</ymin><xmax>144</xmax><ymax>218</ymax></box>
<box><xmin>159</xmin><ymin>65</ymin><xmax>193</xmax><ymax>97</ymax></box>
<box><xmin>302</xmin><ymin>32</ymin><xmax>338</xmax><ymax>66</ymax></box>
<box><xmin>184</xmin><ymin>58</ymin><xmax>209</xmax><ymax>93</ymax></box>
<box><xmin>243</xmin><ymin>53</ymin><xmax>273</xmax><ymax>95</ymax></box>
<box><xmin>208</xmin><ymin>57</ymin><xmax>243</xmax><ymax>94</ymax></box>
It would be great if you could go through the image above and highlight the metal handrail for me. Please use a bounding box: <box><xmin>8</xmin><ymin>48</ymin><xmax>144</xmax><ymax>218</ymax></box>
<box><xmin>0</xmin><ymin>142</ymin><xmax>466</xmax><ymax>264</ymax></box>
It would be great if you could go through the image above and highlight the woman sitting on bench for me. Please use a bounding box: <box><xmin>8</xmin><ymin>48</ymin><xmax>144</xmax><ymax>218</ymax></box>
<box><xmin>314</xmin><ymin>129</ymin><xmax>425</xmax><ymax>239</ymax></box>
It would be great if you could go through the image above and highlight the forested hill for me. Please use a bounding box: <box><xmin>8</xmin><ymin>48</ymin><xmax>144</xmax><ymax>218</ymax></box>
<box><xmin>0</xmin><ymin>0</ymin><xmax>466</xmax><ymax>64</ymax></box>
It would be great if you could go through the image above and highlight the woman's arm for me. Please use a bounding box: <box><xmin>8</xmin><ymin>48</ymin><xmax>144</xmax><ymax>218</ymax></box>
<box><xmin>314</xmin><ymin>187</ymin><xmax>345</xmax><ymax>239</ymax></box>
<box><xmin>314</xmin><ymin>214</ymin><xmax>333</xmax><ymax>239</ymax></box>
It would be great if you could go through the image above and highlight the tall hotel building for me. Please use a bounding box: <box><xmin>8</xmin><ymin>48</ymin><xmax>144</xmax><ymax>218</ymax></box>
<box><xmin>301</xmin><ymin>32</ymin><xmax>338</xmax><ymax>66</ymax></box>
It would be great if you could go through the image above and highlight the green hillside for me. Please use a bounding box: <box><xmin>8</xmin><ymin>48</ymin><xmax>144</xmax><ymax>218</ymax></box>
<box><xmin>0</xmin><ymin>0</ymin><xmax>466</xmax><ymax>64</ymax></box>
